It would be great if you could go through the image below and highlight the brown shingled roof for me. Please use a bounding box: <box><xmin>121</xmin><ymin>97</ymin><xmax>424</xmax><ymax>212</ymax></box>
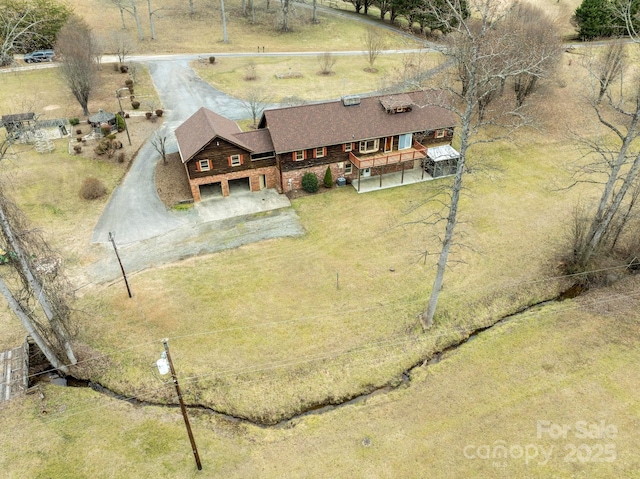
<box><xmin>175</xmin><ymin>107</ymin><xmax>246</xmax><ymax>163</ymax></box>
<box><xmin>262</xmin><ymin>90</ymin><xmax>455</xmax><ymax>153</ymax></box>
<box><xmin>234</xmin><ymin>129</ymin><xmax>274</xmax><ymax>154</ymax></box>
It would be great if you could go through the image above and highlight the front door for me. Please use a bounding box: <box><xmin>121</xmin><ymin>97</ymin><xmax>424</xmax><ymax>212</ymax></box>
<box><xmin>259</xmin><ymin>174</ymin><xmax>266</xmax><ymax>190</ymax></box>
<box><xmin>384</xmin><ymin>136</ymin><xmax>393</xmax><ymax>152</ymax></box>
<box><xmin>362</xmin><ymin>168</ymin><xmax>371</xmax><ymax>178</ymax></box>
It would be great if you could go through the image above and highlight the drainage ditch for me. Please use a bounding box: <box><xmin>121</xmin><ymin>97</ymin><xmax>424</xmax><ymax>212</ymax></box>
<box><xmin>32</xmin><ymin>289</ymin><xmax>576</xmax><ymax>428</ymax></box>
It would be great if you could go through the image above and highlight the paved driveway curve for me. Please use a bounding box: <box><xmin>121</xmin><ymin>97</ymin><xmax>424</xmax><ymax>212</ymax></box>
<box><xmin>90</xmin><ymin>57</ymin><xmax>254</xmax><ymax>246</ymax></box>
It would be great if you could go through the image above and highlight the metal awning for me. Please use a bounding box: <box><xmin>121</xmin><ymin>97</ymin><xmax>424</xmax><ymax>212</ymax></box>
<box><xmin>427</xmin><ymin>145</ymin><xmax>460</xmax><ymax>162</ymax></box>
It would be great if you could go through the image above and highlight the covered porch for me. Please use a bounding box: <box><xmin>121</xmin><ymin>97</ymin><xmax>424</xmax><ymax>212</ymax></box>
<box><xmin>349</xmin><ymin>140</ymin><xmax>431</xmax><ymax>193</ymax></box>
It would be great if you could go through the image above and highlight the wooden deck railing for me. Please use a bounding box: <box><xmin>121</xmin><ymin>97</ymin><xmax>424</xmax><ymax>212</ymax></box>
<box><xmin>349</xmin><ymin>141</ymin><xmax>427</xmax><ymax>169</ymax></box>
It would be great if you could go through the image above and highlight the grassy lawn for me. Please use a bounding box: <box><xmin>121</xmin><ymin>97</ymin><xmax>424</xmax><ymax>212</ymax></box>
<box><xmin>1</xmin><ymin>277</ymin><xmax>638</xmax><ymax>478</ymax></box>
<box><xmin>70</xmin><ymin>0</ymin><xmax>419</xmax><ymax>56</ymax></box>
<box><xmin>72</xmin><ymin>120</ymin><xmax>593</xmax><ymax>424</ymax></box>
<box><xmin>192</xmin><ymin>51</ymin><xmax>440</xmax><ymax>101</ymax></box>
<box><xmin>1</xmin><ymin>1</ymin><xmax>639</xmax><ymax>473</ymax></box>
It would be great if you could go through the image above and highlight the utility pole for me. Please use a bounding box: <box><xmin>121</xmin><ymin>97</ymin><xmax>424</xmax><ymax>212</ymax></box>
<box><xmin>159</xmin><ymin>339</ymin><xmax>203</xmax><ymax>471</ymax></box>
<box><xmin>108</xmin><ymin>231</ymin><xmax>132</xmax><ymax>298</ymax></box>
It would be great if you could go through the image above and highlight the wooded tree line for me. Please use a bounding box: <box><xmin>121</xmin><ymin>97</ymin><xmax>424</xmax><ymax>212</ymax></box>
<box><xmin>345</xmin><ymin>0</ymin><xmax>468</xmax><ymax>34</ymax></box>
<box><xmin>574</xmin><ymin>0</ymin><xmax>640</xmax><ymax>40</ymax></box>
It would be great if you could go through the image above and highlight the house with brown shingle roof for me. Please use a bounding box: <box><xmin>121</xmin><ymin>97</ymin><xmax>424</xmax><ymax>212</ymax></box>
<box><xmin>175</xmin><ymin>91</ymin><xmax>457</xmax><ymax>201</ymax></box>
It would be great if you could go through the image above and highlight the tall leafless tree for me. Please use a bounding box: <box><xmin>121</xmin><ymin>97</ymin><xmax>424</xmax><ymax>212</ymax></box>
<box><xmin>504</xmin><ymin>2</ymin><xmax>562</xmax><ymax>108</ymax></box>
<box><xmin>128</xmin><ymin>0</ymin><xmax>145</xmax><ymax>40</ymax></box>
<box><xmin>363</xmin><ymin>26</ymin><xmax>385</xmax><ymax>71</ymax></box>
<box><xmin>568</xmin><ymin>72</ymin><xmax>640</xmax><ymax>273</ymax></box>
<box><xmin>55</xmin><ymin>16</ymin><xmax>100</xmax><ymax>116</ymax></box>
<box><xmin>416</xmin><ymin>0</ymin><xmax>560</xmax><ymax>330</ymax></box>
<box><xmin>110</xmin><ymin>29</ymin><xmax>136</xmax><ymax>65</ymax></box>
<box><xmin>585</xmin><ymin>40</ymin><xmax>627</xmax><ymax>103</ymax></box>
<box><xmin>146</xmin><ymin>0</ymin><xmax>165</xmax><ymax>40</ymax></box>
<box><xmin>0</xmin><ymin>150</ymin><xmax>76</xmax><ymax>373</ymax></box>
<box><xmin>280</xmin><ymin>0</ymin><xmax>291</xmax><ymax>32</ymax></box>
<box><xmin>110</xmin><ymin>0</ymin><xmax>129</xmax><ymax>29</ymax></box>
<box><xmin>243</xmin><ymin>88</ymin><xmax>270</xmax><ymax>127</ymax></box>
<box><xmin>220</xmin><ymin>0</ymin><xmax>228</xmax><ymax>42</ymax></box>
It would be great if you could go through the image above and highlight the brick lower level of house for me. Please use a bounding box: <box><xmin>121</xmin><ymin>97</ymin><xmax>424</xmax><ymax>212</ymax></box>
<box><xmin>188</xmin><ymin>165</ymin><xmax>279</xmax><ymax>201</ymax></box>
<box><xmin>281</xmin><ymin>162</ymin><xmax>355</xmax><ymax>192</ymax></box>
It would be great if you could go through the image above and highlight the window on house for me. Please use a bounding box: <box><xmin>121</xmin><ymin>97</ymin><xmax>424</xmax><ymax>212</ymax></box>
<box><xmin>435</xmin><ymin>129</ymin><xmax>446</xmax><ymax>139</ymax></box>
<box><xmin>315</xmin><ymin>147</ymin><xmax>326</xmax><ymax>158</ymax></box>
<box><xmin>199</xmin><ymin>159</ymin><xmax>210</xmax><ymax>171</ymax></box>
<box><xmin>344</xmin><ymin>143</ymin><xmax>353</xmax><ymax>152</ymax></box>
<box><xmin>230</xmin><ymin>154</ymin><xmax>242</xmax><ymax>166</ymax></box>
<box><xmin>345</xmin><ymin>162</ymin><xmax>352</xmax><ymax>174</ymax></box>
<box><xmin>399</xmin><ymin>133</ymin><xmax>412</xmax><ymax>150</ymax></box>
<box><xmin>294</xmin><ymin>150</ymin><xmax>305</xmax><ymax>161</ymax></box>
<box><xmin>359</xmin><ymin>139</ymin><xmax>379</xmax><ymax>154</ymax></box>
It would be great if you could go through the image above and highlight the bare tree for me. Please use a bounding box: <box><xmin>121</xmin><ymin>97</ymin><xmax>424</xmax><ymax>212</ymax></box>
<box><xmin>363</xmin><ymin>27</ymin><xmax>385</xmax><ymax>71</ymax></box>
<box><xmin>151</xmin><ymin>131</ymin><xmax>168</xmax><ymax>164</ymax></box>
<box><xmin>317</xmin><ymin>52</ymin><xmax>336</xmax><ymax>75</ymax></box>
<box><xmin>109</xmin><ymin>0</ymin><xmax>129</xmax><ymax>29</ymax></box>
<box><xmin>0</xmin><ymin>169</ymin><xmax>77</xmax><ymax>372</ymax></box>
<box><xmin>146</xmin><ymin>0</ymin><xmax>166</xmax><ymax>40</ymax></box>
<box><xmin>279</xmin><ymin>0</ymin><xmax>295</xmax><ymax>32</ymax></box>
<box><xmin>220</xmin><ymin>0</ymin><xmax>228</xmax><ymax>42</ymax></box>
<box><xmin>243</xmin><ymin>88</ymin><xmax>270</xmax><ymax>127</ymax></box>
<box><xmin>55</xmin><ymin>16</ymin><xmax>100</xmax><ymax>116</ymax></box>
<box><xmin>92</xmin><ymin>32</ymin><xmax>106</xmax><ymax>69</ymax></box>
<box><xmin>127</xmin><ymin>0</ymin><xmax>145</xmax><ymax>40</ymax></box>
<box><xmin>504</xmin><ymin>2</ymin><xmax>562</xmax><ymax>108</ymax></box>
<box><xmin>568</xmin><ymin>73</ymin><xmax>640</xmax><ymax>273</ymax></box>
<box><xmin>585</xmin><ymin>40</ymin><xmax>627</xmax><ymax>103</ymax></box>
<box><xmin>110</xmin><ymin>29</ymin><xmax>136</xmax><ymax>65</ymax></box>
<box><xmin>417</xmin><ymin>0</ymin><xmax>560</xmax><ymax>330</ymax></box>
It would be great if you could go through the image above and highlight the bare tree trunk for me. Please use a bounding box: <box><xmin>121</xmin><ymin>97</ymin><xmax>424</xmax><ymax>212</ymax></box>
<box><xmin>119</xmin><ymin>7</ymin><xmax>127</xmax><ymax>28</ymax></box>
<box><xmin>189</xmin><ymin>0</ymin><xmax>194</xmax><ymax>15</ymax></box>
<box><xmin>147</xmin><ymin>0</ymin><xmax>156</xmax><ymax>39</ymax></box>
<box><xmin>0</xmin><ymin>206</ymin><xmax>76</xmax><ymax>365</ymax></box>
<box><xmin>422</xmin><ymin>60</ymin><xmax>474</xmax><ymax>330</ymax></box>
<box><xmin>281</xmin><ymin>0</ymin><xmax>290</xmax><ymax>32</ymax></box>
<box><xmin>312</xmin><ymin>0</ymin><xmax>318</xmax><ymax>23</ymax></box>
<box><xmin>0</xmin><ymin>278</ymin><xmax>69</xmax><ymax>374</ymax></box>
<box><xmin>130</xmin><ymin>0</ymin><xmax>144</xmax><ymax>40</ymax></box>
<box><xmin>220</xmin><ymin>0</ymin><xmax>228</xmax><ymax>42</ymax></box>
<box><xmin>578</xmin><ymin>101</ymin><xmax>640</xmax><ymax>268</ymax></box>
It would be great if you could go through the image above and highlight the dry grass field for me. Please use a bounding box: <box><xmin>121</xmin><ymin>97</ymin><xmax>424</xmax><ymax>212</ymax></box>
<box><xmin>1</xmin><ymin>0</ymin><xmax>639</xmax><ymax>476</ymax></box>
<box><xmin>192</xmin><ymin>51</ymin><xmax>441</xmax><ymax>101</ymax></box>
<box><xmin>1</xmin><ymin>277</ymin><xmax>639</xmax><ymax>478</ymax></box>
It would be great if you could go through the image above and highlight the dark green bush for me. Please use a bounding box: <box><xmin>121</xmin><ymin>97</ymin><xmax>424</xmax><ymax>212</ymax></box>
<box><xmin>302</xmin><ymin>172</ymin><xmax>319</xmax><ymax>193</ymax></box>
<box><xmin>323</xmin><ymin>166</ymin><xmax>333</xmax><ymax>188</ymax></box>
<box><xmin>69</xmin><ymin>118</ymin><xmax>80</xmax><ymax>126</ymax></box>
<box><xmin>115</xmin><ymin>114</ymin><xmax>126</xmax><ymax>131</ymax></box>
